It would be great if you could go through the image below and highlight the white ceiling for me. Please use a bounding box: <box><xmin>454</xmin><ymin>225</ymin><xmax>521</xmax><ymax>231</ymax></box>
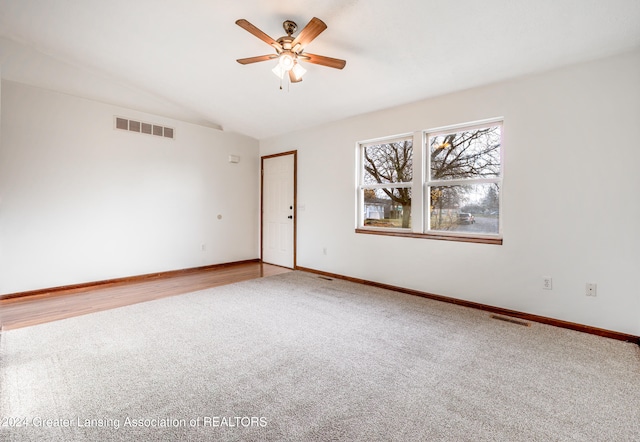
<box><xmin>1</xmin><ymin>0</ymin><xmax>639</xmax><ymax>140</ymax></box>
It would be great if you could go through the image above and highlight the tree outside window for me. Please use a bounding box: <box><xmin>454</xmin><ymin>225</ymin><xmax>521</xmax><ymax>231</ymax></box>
<box><xmin>427</xmin><ymin>124</ymin><xmax>502</xmax><ymax>234</ymax></box>
<box><xmin>360</xmin><ymin>138</ymin><xmax>413</xmax><ymax>229</ymax></box>
<box><xmin>357</xmin><ymin>120</ymin><xmax>502</xmax><ymax>242</ymax></box>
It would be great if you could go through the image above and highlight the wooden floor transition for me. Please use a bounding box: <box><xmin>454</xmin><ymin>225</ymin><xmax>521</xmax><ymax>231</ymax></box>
<box><xmin>0</xmin><ymin>262</ymin><xmax>292</xmax><ymax>331</ymax></box>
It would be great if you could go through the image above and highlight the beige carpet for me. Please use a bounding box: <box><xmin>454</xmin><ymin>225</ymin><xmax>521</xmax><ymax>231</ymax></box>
<box><xmin>1</xmin><ymin>271</ymin><xmax>639</xmax><ymax>441</ymax></box>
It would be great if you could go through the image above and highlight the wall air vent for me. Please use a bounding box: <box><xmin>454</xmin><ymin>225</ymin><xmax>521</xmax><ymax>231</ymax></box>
<box><xmin>114</xmin><ymin>116</ymin><xmax>174</xmax><ymax>139</ymax></box>
<box><xmin>129</xmin><ymin>120</ymin><xmax>141</xmax><ymax>132</ymax></box>
<box><xmin>115</xmin><ymin>117</ymin><xmax>128</xmax><ymax>130</ymax></box>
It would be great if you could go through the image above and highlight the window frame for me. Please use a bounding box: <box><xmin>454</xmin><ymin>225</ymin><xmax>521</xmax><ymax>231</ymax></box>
<box><xmin>355</xmin><ymin>119</ymin><xmax>503</xmax><ymax>245</ymax></box>
<box><xmin>424</xmin><ymin>120</ymin><xmax>504</xmax><ymax>242</ymax></box>
<box><xmin>357</xmin><ymin>134</ymin><xmax>414</xmax><ymax>232</ymax></box>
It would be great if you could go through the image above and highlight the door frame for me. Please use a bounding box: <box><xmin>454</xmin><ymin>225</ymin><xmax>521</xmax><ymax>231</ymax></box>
<box><xmin>261</xmin><ymin>150</ymin><xmax>297</xmax><ymax>268</ymax></box>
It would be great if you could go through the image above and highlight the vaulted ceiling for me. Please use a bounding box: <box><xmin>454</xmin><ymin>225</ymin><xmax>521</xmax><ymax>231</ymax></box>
<box><xmin>1</xmin><ymin>0</ymin><xmax>639</xmax><ymax>139</ymax></box>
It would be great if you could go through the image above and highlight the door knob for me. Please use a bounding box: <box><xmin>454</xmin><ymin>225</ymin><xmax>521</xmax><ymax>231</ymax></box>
<box><xmin>288</xmin><ymin>215</ymin><xmax>293</xmax><ymax>219</ymax></box>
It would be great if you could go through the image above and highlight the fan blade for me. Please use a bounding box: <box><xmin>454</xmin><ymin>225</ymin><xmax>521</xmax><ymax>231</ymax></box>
<box><xmin>290</xmin><ymin>17</ymin><xmax>327</xmax><ymax>51</ymax></box>
<box><xmin>300</xmin><ymin>53</ymin><xmax>346</xmax><ymax>69</ymax></box>
<box><xmin>289</xmin><ymin>70</ymin><xmax>302</xmax><ymax>83</ymax></box>
<box><xmin>236</xmin><ymin>19</ymin><xmax>282</xmax><ymax>51</ymax></box>
<box><xmin>236</xmin><ymin>54</ymin><xmax>277</xmax><ymax>65</ymax></box>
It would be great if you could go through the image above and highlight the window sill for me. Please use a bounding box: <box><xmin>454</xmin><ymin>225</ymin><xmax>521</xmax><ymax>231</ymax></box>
<box><xmin>355</xmin><ymin>228</ymin><xmax>503</xmax><ymax>245</ymax></box>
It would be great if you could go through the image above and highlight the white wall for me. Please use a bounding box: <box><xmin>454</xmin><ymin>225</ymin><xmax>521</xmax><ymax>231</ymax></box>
<box><xmin>260</xmin><ymin>49</ymin><xmax>640</xmax><ymax>336</ymax></box>
<box><xmin>0</xmin><ymin>81</ymin><xmax>259</xmax><ymax>294</ymax></box>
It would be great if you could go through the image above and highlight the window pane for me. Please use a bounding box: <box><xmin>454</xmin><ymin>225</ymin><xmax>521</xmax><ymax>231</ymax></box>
<box><xmin>363</xmin><ymin>187</ymin><xmax>412</xmax><ymax>228</ymax></box>
<box><xmin>429</xmin><ymin>184</ymin><xmax>499</xmax><ymax>234</ymax></box>
<box><xmin>363</xmin><ymin>140</ymin><xmax>413</xmax><ymax>185</ymax></box>
<box><xmin>429</xmin><ymin>126</ymin><xmax>501</xmax><ymax>180</ymax></box>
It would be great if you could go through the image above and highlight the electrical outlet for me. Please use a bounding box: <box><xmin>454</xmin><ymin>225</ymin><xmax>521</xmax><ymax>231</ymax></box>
<box><xmin>543</xmin><ymin>277</ymin><xmax>552</xmax><ymax>290</ymax></box>
<box><xmin>586</xmin><ymin>283</ymin><xmax>597</xmax><ymax>297</ymax></box>
<box><xmin>322</xmin><ymin>247</ymin><xmax>327</xmax><ymax>255</ymax></box>
<box><xmin>201</xmin><ymin>244</ymin><xmax>206</xmax><ymax>252</ymax></box>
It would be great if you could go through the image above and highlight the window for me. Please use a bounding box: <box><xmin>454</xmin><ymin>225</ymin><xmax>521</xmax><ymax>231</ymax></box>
<box><xmin>426</xmin><ymin>122</ymin><xmax>502</xmax><ymax>237</ymax></box>
<box><xmin>358</xmin><ymin>136</ymin><xmax>413</xmax><ymax>229</ymax></box>
<box><xmin>356</xmin><ymin>119</ymin><xmax>503</xmax><ymax>244</ymax></box>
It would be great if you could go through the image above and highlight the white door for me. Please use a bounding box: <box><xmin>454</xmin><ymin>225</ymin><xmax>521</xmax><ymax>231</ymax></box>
<box><xmin>262</xmin><ymin>153</ymin><xmax>295</xmax><ymax>268</ymax></box>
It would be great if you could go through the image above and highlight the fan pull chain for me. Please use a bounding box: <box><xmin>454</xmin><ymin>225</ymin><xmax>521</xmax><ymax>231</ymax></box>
<box><xmin>278</xmin><ymin>74</ymin><xmax>291</xmax><ymax>92</ymax></box>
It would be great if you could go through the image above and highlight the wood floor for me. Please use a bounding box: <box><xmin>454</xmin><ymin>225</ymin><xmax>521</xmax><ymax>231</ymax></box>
<box><xmin>0</xmin><ymin>262</ymin><xmax>292</xmax><ymax>331</ymax></box>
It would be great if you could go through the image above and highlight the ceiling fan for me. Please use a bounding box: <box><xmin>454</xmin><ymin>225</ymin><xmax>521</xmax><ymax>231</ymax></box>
<box><xmin>235</xmin><ymin>17</ymin><xmax>346</xmax><ymax>84</ymax></box>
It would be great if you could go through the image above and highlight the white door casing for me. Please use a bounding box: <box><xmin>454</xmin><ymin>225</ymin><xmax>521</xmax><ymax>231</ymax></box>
<box><xmin>262</xmin><ymin>153</ymin><xmax>295</xmax><ymax>268</ymax></box>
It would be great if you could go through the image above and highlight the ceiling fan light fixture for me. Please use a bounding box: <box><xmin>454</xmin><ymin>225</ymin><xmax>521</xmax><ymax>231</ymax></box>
<box><xmin>272</xmin><ymin>63</ymin><xmax>286</xmax><ymax>79</ymax></box>
<box><xmin>278</xmin><ymin>53</ymin><xmax>295</xmax><ymax>71</ymax></box>
<box><xmin>291</xmin><ymin>62</ymin><xmax>306</xmax><ymax>80</ymax></box>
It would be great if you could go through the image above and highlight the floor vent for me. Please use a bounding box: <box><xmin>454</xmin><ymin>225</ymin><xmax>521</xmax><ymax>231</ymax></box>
<box><xmin>317</xmin><ymin>276</ymin><xmax>333</xmax><ymax>281</ymax></box>
<box><xmin>114</xmin><ymin>117</ymin><xmax>174</xmax><ymax>139</ymax></box>
<box><xmin>490</xmin><ymin>315</ymin><xmax>531</xmax><ymax>327</ymax></box>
